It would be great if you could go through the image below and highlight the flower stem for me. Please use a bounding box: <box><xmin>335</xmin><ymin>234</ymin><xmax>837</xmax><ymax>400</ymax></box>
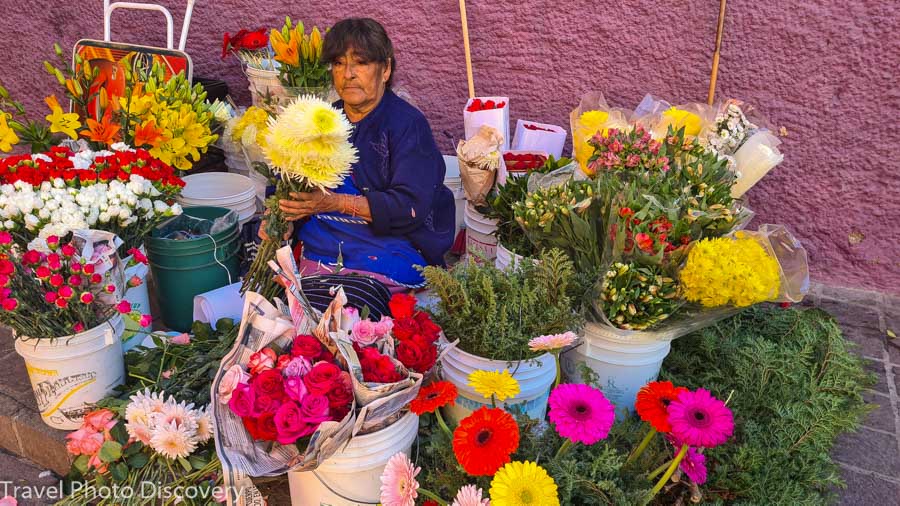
<box><xmin>647</xmin><ymin>458</ymin><xmax>673</xmax><ymax>481</ymax></box>
<box><xmin>554</xmin><ymin>439</ymin><xmax>574</xmax><ymax>459</ymax></box>
<box><xmin>418</xmin><ymin>487</ymin><xmax>447</xmax><ymax>506</ymax></box>
<box><xmin>553</xmin><ymin>351</ymin><xmax>562</xmax><ymax>389</ymax></box>
<box><xmin>624</xmin><ymin>426</ymin><xmax>657</xmax><ymax>467</ymax></box>
<box><xmin>491</xmin><ymin>394</ymin><xmax>496</xmax><ymax>409</ymax></box>
<box><xmin>647</xmin><ymin>444</ymin><xmax>688</xmax><ymax>501</ymax></box>
<box><xmin>435</xmin><ymin>408</ymin><xmax>452</xmax><ymax>437</ymax></box>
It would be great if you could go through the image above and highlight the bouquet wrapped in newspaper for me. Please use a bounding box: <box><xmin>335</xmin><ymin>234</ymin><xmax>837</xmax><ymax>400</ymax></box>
<box><xmin>210</xmin><ymin>248</ymin><xmax>356</xmax><ymax>505</ymax></box>
<box><xmin>457</xmin><ymin>125</ymin><xmax>504</xmax><ymax>206</ymax></box>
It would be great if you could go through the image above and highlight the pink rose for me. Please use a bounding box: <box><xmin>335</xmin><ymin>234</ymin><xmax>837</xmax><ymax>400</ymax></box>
<box><xmin>218</xmin><ymin>365</ymin><xmax>250</xmax><ymax>405</ymax></box>
<box><xmin>374</xmin><ymin>316</ymin><xmax>394</xmax><ymax>338</ymax></box>
<box><xmin>340</xmin><ymin>306</ymin><xmax>360</xmax><ymax>332</ymax></box>
<box><xmin>116</xmin><ymin>300</ymin><xmax>132</xmax><ymax>313</ymax></box>
<box><xmin>282</xmin><ymin>357</ymin><xmax>313</xmax><ymax>378</ymax></box>
<box><xmin>274</xmin><ymin>401</ymin><xmax>313</xmax><ymax>445</ymax></box>
<box><xmin>77</xmin><ymin>431</ymin><xmax>105</xmax><ymax>456</ymax></box>
<box><xmin>65</xmin><ymin>427</ymin><xmax>96</xmax><ymax>455</ymax></box>
<box><xmin>299</xmin><ymin>394</ymin><xmax>331</xmax><ymax>425</ymax></box>
<box><xmin>284</xmin><ymin>377</ymin><xmax>308</xmax><ymax>403</ymax></box>
<box><xmin>248</xmin><ymin>348</ymin><xmax>277</xmax><ymax>375</ymax></box>
<box><xmin>0</xmin><ymin>495</ymin><xmax>17</xmax><ymax>506</ymax></box>
<box><xmin>350</xmin><ymin>320</ymin><xmax>379</xmax><ymax>346</ymax></box>
<box><xmin>169</xmin><ymin>333</ymin><xmax>191</xmax><ymax>345</ymax></box>
<box><xmin>303</xmin><ymin>362</ymin><xmax>342</xmax><ymax>395</ymax></box>
<box><xmin>228</xmin><ymin>383</ymin><xmax>255</xmax><ymax>417</ymax></box>
<box><xmin>83</xmin><ymin>409</ymin><xmax>117</xmax><ymax>433</ymax></box>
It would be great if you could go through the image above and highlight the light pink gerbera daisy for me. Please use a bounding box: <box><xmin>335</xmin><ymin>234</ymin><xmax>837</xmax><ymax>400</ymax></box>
<box><xmin>452</xmin><ymin>484</ymin><xmax>490</xmax><ymax>506</ymax></box>
<box><xmin>528</xmin><ymin>331</ymin><xmax>578</xmax><ymax>352</ymax></box>
<box><xmin>380</xmin><ymin>452</ymin><xmax>420</xmax><ymax>506</ymax></box>
<box><xmin>548</xmin><ymin>383</ymin><xmax>615</xmax><ymax>445</ymax></box>
<box><xmin>667</xmin><ymin>388</ymin><xmax>734</xmax><ymax>448</ymax></box>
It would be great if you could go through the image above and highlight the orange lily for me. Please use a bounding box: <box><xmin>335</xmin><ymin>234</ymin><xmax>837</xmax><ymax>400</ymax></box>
<box><xmin>132</xmin><ymin>119</ymin><xmax>165</xmax><ymax>148</ymax></box>
<box><xmin>271</xmin><ymin>29</ymin><xmax>299</xmax><ymax>67</ymax></box>
<box><xmin>82</xmin><ymin>110</ymin><xmax>121</xmax><ymax>145</ymax></box>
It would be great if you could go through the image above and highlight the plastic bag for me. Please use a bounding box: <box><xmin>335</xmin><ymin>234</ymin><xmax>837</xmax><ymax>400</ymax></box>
<box><xmin>633</xmin><ymin>94</ymin><xmax>716</xmax><ymax>141</ymax></box>
<box><xmin>569</xmin><ymin>92</ymin><xmax>631</xmax><ymax>172</ymax></box>
<box><xmin>730</xmin><ymin>130</ymin><xmax>784</xmax><ymax>198</ymax></box>
<box><xmin>71</xmin><ymin>229</ymin><xmax>127</xmax><ymax>303</ymax></box>
<box><xmin>154</xmin><ymin>210</ymin><xmax>239</xmax><ymax>240</ymax></box>
<box><xmin>526</xmin><ymin>159</ymin><xmax>585</xmax><ymax>193</ymax></box>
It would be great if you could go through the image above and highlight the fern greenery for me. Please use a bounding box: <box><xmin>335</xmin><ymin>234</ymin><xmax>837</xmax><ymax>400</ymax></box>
<box><xmin>421</xmin><ymin>249</ymin><xmax>584</xmax><ymax>361</ymax></box>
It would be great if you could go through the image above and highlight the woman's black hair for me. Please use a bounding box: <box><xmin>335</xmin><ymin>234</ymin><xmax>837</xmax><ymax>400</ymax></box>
<box><xmin>321</xmin><ymin>18</ymin><xmax>395</xmax><ymax>88</ymax></box>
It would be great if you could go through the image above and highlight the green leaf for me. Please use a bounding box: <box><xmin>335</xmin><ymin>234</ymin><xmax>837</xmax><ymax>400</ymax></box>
<box><xmin>99</xmin><ymin>441</ymin><xmax>123</xmax><ymax>463</ymax></box>
<box><xmin>72</xmin><ymin>454</ymin><xmax>90</xmax><ymax>475</ymax></box>
<box><xmin>111</xmin><ymin>462</ymin><xmax>128</xmax><ymax>482</ymax></box>
<box><xmin>126</xmin><ymin>452</ymin><xmax>149</xmax><ymax>469</ymax></box>
<box><xmin>189</xmin><ymin>454</ymin><xmax>208</xmax><ymax>470</ymax></box>
<box><xmin>123</xmin><ymin>441</ymin><xmax>144</xmax><ymax>457</ymax></box>
<box><xmin>111</xmin><ymin>422</ymin><xmax>129</xmax><ymax>445</ymax></box>
<box><xmin>178</xmin><ymin>456</ymin><xmax>192</xmax><ymax>472</ymax></box>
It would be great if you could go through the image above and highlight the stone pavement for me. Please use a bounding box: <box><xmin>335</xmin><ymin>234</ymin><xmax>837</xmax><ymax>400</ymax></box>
<box><xmin>0</xmin><ymin>283</ymin><xmax>898</xmax><ymax>505</ymax></box>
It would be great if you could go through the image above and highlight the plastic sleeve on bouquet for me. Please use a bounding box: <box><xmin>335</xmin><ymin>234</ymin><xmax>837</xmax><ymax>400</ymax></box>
<box><xmin>511</xmin><ymin>119</ymin><xmax>567</xmax><ymax>158</ymax></box>
<box><xmin>730</xmin><ymin>130</ymin><xmax>784</xmax><ymax>198</ymax></box>
<box><xmin>569</xmin><ymin>92</ymin><xmax>631</xmax><ymax>173</ymax></box>
<box><xmin>748</xmin><ymin>224</ymin><xmax>810</xmax><ymax>303</ymax></box>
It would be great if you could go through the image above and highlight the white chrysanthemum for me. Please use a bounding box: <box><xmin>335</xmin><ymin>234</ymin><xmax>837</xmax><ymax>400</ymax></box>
<box><xmin>149</xmin><ymin>421</ymin><xmax>197</xmax><ymax>460</ymax></box>
<box><xmin>153</xmin><ymin>400</ymin><xmax>198</xmax><ymax>433</ymax></box>
<box><xmin>263</xmin><ymin>96</ymin><xmax>357</xmax><ymax>190</ymax></box>
<box><xmin>128</xmin><ymin>422</ymin><xmax>153</xmax><ymax>445</ymax></box>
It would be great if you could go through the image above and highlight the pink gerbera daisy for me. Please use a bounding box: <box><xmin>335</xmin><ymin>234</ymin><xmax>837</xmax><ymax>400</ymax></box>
<box><xmin>452</xmin><ymin>484</ymin><xmax>490</xmax><ymax>506</ymax></box>
<box><xmin>667</xmin><ymin>388</ymin><xmax>734</xmax><ymax>448</ymax></box>
<box><xmin>679</xmin><ymin>447</ymin><xmax>707</xmax><ymax>485</ymax></box>
<box><xmin>528</xmin><ymin>331</ymin><xmax>578</xmax><ymax>352</ymax></box>
<box><xmin>380</xmin><ymin>452</ymin><xmax>420</xmax><ymax>506</ymax></box>
<box><xmin>548</xmin><ymin>383</ymin><xmax>615</xmax><ymax>445</ymax></box>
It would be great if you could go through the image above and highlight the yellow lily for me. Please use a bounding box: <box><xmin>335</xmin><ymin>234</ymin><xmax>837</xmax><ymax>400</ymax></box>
<box><xmin>44</xmin><ymin>95</ymin><xmax>81</xmax><ymax>139</ymax></box>
<box><xmin>310</xmin><ymin>27</ymin><xmax>323</xmax><ymax>60</ymax></box>
<box><xmin>0</xmin><ymin>114</ymin><xmax>19</xmax><ymax>152</ymax></box>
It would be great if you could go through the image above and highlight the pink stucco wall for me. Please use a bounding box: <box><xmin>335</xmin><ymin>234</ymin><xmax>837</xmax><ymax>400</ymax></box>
<box><xmin>1</xmin><ymin>1</ymin><xmax>898</xmax><ymax>293</ymax></box>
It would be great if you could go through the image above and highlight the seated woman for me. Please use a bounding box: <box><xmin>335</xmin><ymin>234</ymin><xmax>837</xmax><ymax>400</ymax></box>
<box><xmin>261</xmin><ymin>18</ymin><xmax>455</xmax><ymax>292</ymax></box>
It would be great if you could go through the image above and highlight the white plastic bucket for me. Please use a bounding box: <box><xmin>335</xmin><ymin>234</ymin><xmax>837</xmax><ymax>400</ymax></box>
<box><xmin>14</xmin><ymin>315</ymin><xmax>126</xmax><ymax>430</ymax></box>
<box><xmin>178</xmin><ymin>173</ymin><xmax>258</xmax><ymax>225</ymax></box>
<box><xmin>288</xmin><ymin>411</ymin><xmax>420</xmax><ymax>505</ymax></box>
<box><xmin>561</xmin><ymin>322</ymin><xmax>671</xmax><ymax>417</ymax></box>
<box><xmin>443</xmin><ymin>155</ymin><xmax>466</xmax><ymax>241</ymax></box>
<box><xmin>463</xmin><ymin>202</ymin><xmax>498</xmax><ymax>262</ymax></box>
<box><xmin>494</xmin><ymin>243</ymin><xmax>526</xmax><ymax>270</ymax></box>
<box><xmin>121</xmin><ymin>247</ymin><xmax>151</xmax><ymax>352</ymax></box>
<box><xmin>440</xmin><ymin>339</ymin><xmax>555</xmax><ymax>424</ymax></box>
<box><xmin>246</xmin><ymin>66</ymin><xmax>287</xmax><ymax>108</ymax></box>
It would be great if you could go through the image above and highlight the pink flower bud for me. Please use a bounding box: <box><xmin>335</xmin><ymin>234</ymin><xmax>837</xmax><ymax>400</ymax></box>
<box><xmin>49</xmin><ymin>274</ymin><xmax>65</xmax><ymax>287</ymax></box>
<box><xmin>55</xmin><ymin>297</ymin><xmax>68</xmax><ymax>309</ymax></box>
<box><xmin>139</xmin><ymin>314</ymin><xmax>152</xmax><ymax>327</ymax></box>
<box><xmin>68</xmin><ymin>275</ymin><xmax>83</xmax><ymax>287</ymax></box>
<box><xmin>90</xmin><ymin>273</ymin><xmax>102</xmax><ymax>284</ymax></box>
<box><xmin>60</xmin><ymin>244</ymin><xmax>77</xmax><ymax>257</ymax></box>
<box><xmin>1</xmin><ymin>298</ymin><xmax>17</xmax><ymax>311</ymax></box>
<box><xmin>105</xmin><ymin>284</ymin><xmax>116</xmax><ymax>294</ymax></box>
<box><xmin>116</xmin><ymin>300</ymin><xmax>132</xmax><ymax>314</ymax></box>
<box><xmin>58</xmin><ymin>285</ymin><xmax>74</xmax><ymax>299</ymax></box>
<box><xmin>45</xmin><ymin>291</ymin><xmax>58</xmax><ymax>304</ymax></box>
<box><xmin>46</xmin><ymin>235</ymin><xmax>60</xmax><ymax>250</ymax></box>
<box><xmin>0</xmin><ymin>231</ymin><xmax>11</xmax><ymax>245</ymax></box>
<box><xmin>73</xmin><ymin>322</ymin><xmax>85</xmax><ymax>333</ymax></box>
<box><xmin>36</xmin><ymin>266</ymin><xmax>51</xmax><ymax>279</ymax></box>
<box><xmin>70</xmin><ymin>262</ymin><xmax>82</xmax><ymax>273</ymax></box>
<box><xmin>79</xmin><ymin>292</ymin><xmax>94</xmax><ymax>304</ymax></box>
<box><xmin>0</xmin><ymin>274</ymin><xmax>8</xmax><ymax>287</ymax></box>
<box><xmin>127</xmin><ymin>275</ymin><xmax>142</xmax><ymax>288</ymax></box>
<box><xmin>82</xmin><ymin>264</ymin><xmax>96</xmax><ymax>275</ymax></box>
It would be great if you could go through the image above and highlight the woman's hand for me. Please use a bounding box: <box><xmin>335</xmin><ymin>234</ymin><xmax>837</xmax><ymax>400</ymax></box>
<box><xmin>279</xmin><ymin>192</ymin><xmax>339</xmax><ymax>221</ymax></box>
<box><xmin>257</xmin><ymin>217</ymin><xmax>294</xmax><ymax>242</ymax></box>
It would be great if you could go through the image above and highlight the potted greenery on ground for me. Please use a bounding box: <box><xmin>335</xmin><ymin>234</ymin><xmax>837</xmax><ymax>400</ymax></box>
<box><xmin>421</xmin><ymin>249</ymin><xmax>584</xmax><ymax>423</ymax></box>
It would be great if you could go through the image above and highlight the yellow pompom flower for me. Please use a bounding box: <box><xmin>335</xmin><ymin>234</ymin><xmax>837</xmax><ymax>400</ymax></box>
<box><xmin>263</xmin><ymin>95</ymin><xmax>357</xmax><ymax>190</ymax></box>
<box><xmin>490</xmin><ymin>461</ymin><xmax>560</xmax><ymax>506</ymax></box>
<box><xmin>468</xmin><ymin>369</ymin><xmax>520</xmax><ymax>402</ymax></box>
<box><xmin>655</xmin><ymin>106</ymin><xmax>702</xmax><ymax>139</ymax></box>
<box><xmin>574</xmin><ymin>110</ymin><xmax>609</xmax><ymax>172</ymax></box>
<box><xmin>679</xmin><ymin>232</ymin><xmax>782</xmax><ymax>308</ymax></box>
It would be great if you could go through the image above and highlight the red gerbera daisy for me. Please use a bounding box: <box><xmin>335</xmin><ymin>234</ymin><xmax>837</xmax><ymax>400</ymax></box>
<box><xmin>635</xmin><ymin>380</ymin><xmax>689</xmax><ymax>433</ymax></box>
<box><xmin>410</xmin><ymin>381</ymin><xmax>457</xmax><ymax>415</ymax></box>
<box><xmin>452</xmin><ymin>407</ymin><xmax>519</xmax><ymax>476</ymax></box>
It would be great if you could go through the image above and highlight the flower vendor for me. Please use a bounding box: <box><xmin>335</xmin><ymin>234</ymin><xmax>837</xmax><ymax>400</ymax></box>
<box><xmin>260</xmin><ymin>18</ymin><xmax>455</xmax><ymax>291</ymax></box>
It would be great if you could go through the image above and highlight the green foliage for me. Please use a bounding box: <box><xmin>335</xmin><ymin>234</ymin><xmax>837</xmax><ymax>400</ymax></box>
<box><xmin>421</xmin><ymin>249</ymin><xmax>583</xmax><ymax>361</ymax></box>
<box><xmin>416</xmin><ymin>306</ymin><xmax>873</xmax><ymax>505</ymax></box>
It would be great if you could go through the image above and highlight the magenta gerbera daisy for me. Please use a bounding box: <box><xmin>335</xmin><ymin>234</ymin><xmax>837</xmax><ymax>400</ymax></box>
<box><xmin>667</xmin><ymin>388</ymin><xmax>734</xmax><ymax>448</ymax></box>
<box><xmin>547</xmin><ymin>383</ymin><xmax>615</xmax><ymax>445</ymax></box>
<box><xmin>679</xmin><ymin>446</ymin><xmax>707</xmax><ymax>485</ymax></box>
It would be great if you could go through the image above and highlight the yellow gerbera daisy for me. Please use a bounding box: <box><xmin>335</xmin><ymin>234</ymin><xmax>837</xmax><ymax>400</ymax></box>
<box><xmin>468</xmin><ymin>369</ymin><xmax>520</xmax><ymax>402</ymax></box>
<box><xmin>490</xmin><ymin>461</ymin><xmax>559</xmax><ymax>506</ymax></box>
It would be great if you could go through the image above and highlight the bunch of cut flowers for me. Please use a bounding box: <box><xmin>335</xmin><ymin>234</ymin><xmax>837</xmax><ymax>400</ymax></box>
<box><xmin>0</xmin><ymin>143</ymin><xmax>184</xmax><ymax>252</ymax></box>
<box><xmin>0</xmin><ymin>230</ymin><xmax>149</xmax><ymax>339</ymax></box>
<box><xmin>58</xmin><ymin>391</ymin><xmax>222</xmax><ymax>506</ymax></box>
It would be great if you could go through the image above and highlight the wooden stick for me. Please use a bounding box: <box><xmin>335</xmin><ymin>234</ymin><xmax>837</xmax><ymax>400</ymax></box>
<box><xmin>459</xmin><ymin>0</ymin><xmax>476</xmax><ymax>99</ymax></box>
<box><xmin>707</xmin><ymin>0</ymin><xmax>727</xmax><ymax>105</ymax></box>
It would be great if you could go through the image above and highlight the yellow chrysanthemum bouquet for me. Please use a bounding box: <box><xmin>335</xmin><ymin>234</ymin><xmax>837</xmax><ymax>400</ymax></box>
<box><xmin>241</xmin><ymin>95</ymin><xmax>358</xmax><ymax>297</ymax></box>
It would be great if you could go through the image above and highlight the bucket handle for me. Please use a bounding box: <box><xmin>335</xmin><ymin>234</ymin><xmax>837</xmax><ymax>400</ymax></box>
<box><xmin>104</xmin><ymin>319</ymin><xmax>117</xmax><ymax>346</ymax></box>
<box><xmin>202</xmin><ymin>233</ymin><xmax>234</xmax><ymax>285</ymax></box>
<box><xmin>311</xmin><ymin>470</ymin><xmax>380</xmax><ymax>505</ymax></box>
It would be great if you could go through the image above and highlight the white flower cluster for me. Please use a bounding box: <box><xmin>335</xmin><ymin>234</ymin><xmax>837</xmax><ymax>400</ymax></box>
<box><xmin>125</xmin><ymin>389</ymin><xmax>214</xmax><ymax>460</ymax></box>
<box><xmin>0</xmin><ymin>176</ymin><xmax>182</xmax><ymax>252</ymax></box>
<box><xmin>703</xmin><ymin>102</ymin><xmax>758</xmax><ymax>157</ymax></box>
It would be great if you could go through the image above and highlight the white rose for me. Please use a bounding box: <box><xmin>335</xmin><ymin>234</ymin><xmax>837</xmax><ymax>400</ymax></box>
<box><xmin>3</xmin><ymin>220</ymin><xmax>14</xmax><ymax>229</ymax></box>
<box><xmin>98</xmin><ymin>212</ymin><xmax>111</xmax><ymax>223</ymax></box>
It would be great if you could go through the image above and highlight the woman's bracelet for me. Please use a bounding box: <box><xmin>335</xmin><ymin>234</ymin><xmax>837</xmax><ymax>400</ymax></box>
<box><xmin>340</xmin><ymin>195</ymin><xmax>359</xmax><ymax>217</ymax></box>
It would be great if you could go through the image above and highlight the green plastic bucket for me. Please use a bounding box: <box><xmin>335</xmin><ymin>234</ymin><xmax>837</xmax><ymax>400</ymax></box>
<box><xmin>146</xmin><ymin>206</ymin><xmax>241</xmax><ymax>331</ymax></box>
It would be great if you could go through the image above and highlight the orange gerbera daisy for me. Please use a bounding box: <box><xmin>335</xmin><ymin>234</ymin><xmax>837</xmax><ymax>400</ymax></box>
<box><xmin>410</xmin><ymin>381</ymin><xmax>457</xmax><ymax>416</ymax></box>
<box><xmin>452</xmin><ymin>407</ymin><xmax>519</xmax><ymax>476</ymax></box>
<box><xmin>82</xmin><ymin>110</ymin><xmax>121</xmax><ymax>145</ymax></box>
<box><xmin>635</xmin><ymin>380</ymin><xmax>688</xmax><ymax>433</ymax></box>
